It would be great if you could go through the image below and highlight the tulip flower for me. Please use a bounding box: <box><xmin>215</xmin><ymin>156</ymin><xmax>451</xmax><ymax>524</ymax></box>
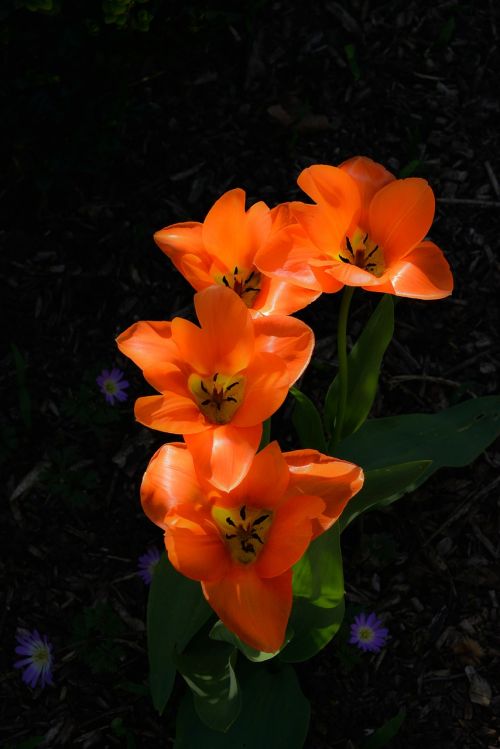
<box><xmin>153</xmin><ymin>188</ymin><xmax>320</xmax><ymax>315</ymax></box>
<box><xmin>256</xmin><ymin>156</ymin><xmax>453</xmax><ymax>300</ymax></box>
<box><xmin>141</xmin><ymin>441</ymin><xmax>364</xmax><ymax>653</ymax></box>
<box><xmin>117</xmin><ymin>285</ymin><xmax>314</xmax><ymax>490</ymax></box>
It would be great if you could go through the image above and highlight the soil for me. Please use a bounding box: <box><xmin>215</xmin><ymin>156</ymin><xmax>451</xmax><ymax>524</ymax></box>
<box><xmin>2</xmin><ymin>1</ymin><xmax>500</xmax><ymax>747</ymax></box>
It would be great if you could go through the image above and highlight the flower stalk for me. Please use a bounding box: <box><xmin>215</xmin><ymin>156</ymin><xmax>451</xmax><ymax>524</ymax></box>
<box><xmin>332</xmin><ymin>285</ymin><xmax>355</xmax><ymax>449</ymax></box>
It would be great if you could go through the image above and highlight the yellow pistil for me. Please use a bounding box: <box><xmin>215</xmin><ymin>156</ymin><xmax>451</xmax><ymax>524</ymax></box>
<box><xmin>337</xmin><ymin>228</ymin><xmax>385</xmax><ymax>277</ymax></box>
<box><xmin>212</xmin><ymin>504</ymin><xmax>273</xmax><ymax>565</ymax></box>
<box><xmin>214</xmin><ymin>265</ymin><xmax>262</xmax><ymax>307</ymax></box>
<box><xmin>188</xmin><ymin>372</ymin><xmax>245</xmax><ymax>425</ymax></box>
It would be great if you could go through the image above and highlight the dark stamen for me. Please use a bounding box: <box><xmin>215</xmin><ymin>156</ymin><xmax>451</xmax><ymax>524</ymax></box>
<box><xmin>213</xmin><ymin>373</ymin><xmax>218</xmax><ymax>381</ymax></box>
<box><xmin>226</xmin><ymin>381</ymin><xmax>239</xmax><ymax>390</ymax></box>
<box><xmin>242</xmin><ymin>287</ymin><xmax>260</xmax><ymax>293</ymax></box>
<box><xmin>251</xmin><ymin>532</ymin><xmax>263</xmax><ymax>544</ymax></box>
<box><xmin>225</xmin><ymin>396</ymin><xmax>237</xmax><ymax>403</ymax></box>
<box><xmin>234</xmin><ymin>266</ymin><xmax>239</xmax><ymax>275</ymax></box>
<box><xmin>241</xmin><ymin>541</ymin><xmax>255</xmax><ymax>553</ymax></box>
<box><xmin>240</xmin><ymin>505</ymin><xmax>247</xmax><ymax>520</ymax></box>
<box><xmin>200</xmin><ymin>382</ymin><xmax>209</xmax><ymax>394</ymax></box>
<box><xmin>346</xmin><ymin>236</ymin><xmax>354</xmax><ymax>255</ymax></box>
<box><xmin>365</xmin><ymin>244</ymin><xmax>379</xmax><ymax>260</ymax></box>
<box><xmin>201</xmin><ymin>399</ymin><xmax>211</xmax><ymax>406</ymax></box>
<box><xmin>339</xmin><ymin>255</ymin><xmax>351</xmax><ymax>264</ymax></box>
<box><xmin>253</xmin><ymin>514</ymin><xmax>269</xmax><ymax>526</ymax></box>
<box><xmin>363</xmin><ymin>233</ymin><xmax>368</xmax><ymax>242</ymax></box>
<box><xmin>225</xmin><ymin>533</ymin><xmax>237</xmax><ymax>539</ymax></box>
<box><xmin>226</xmin><ymin>517</ymin><xmax>236</xmax><ymax>527</ymax></box>
<box><xmin>245</xmin><ymin>270</ymin><xmax>255</xmax><ymax>283</ymax></box>
<box><xmin>222</xmin><ymin>275</ymin><xmax>229</xmax><ymax>287</ymax></box>
<box><xmin>365</xmin><ymin>263</ymin><xmax>376</xmax><ymax>270</ymax></box>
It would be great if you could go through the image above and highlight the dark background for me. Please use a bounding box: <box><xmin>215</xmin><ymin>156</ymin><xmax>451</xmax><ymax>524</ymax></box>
<box><xmin>2</xmin><ymin>1</ymin><xmax>499</xmax><ymax>747</ymax></box>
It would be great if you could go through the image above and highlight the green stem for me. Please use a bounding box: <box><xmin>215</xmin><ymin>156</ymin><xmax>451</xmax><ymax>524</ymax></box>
<box><xmin>332</xmin><ymin>286</ymin><xmax>354</xmax><ymax>448</ymax></box>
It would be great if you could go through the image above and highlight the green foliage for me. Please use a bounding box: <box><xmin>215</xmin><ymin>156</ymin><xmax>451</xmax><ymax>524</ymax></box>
<box><xmin>210</xmin><ymin>620</ymin><xmax>293</xmax><ymax>662</ymax></box>
<box><xmin>335</xmin><ymin>396</ymin><xmax>500</xmax><ymax>482</ymax></box>
<box><xmin>325</xmin><ymin>295</ymin><xmax>394</xmax><ymax>446</ymax></box>
<box><xmin>72</xmin><ymin>604</ymin><xmax>125</xmax><ymax>674</ymax></box>
<box><xmin>10</xmin><ymin>344</ymin><xmax>31</xmax><ymax>430</ymax></box>
<box><xmin>176</xmin><ymin>627</ymin><xmax>241</xmax><ymax>732</ymax></box>
<box><xmin>147</xmin><ymin>553</ymin><xmax>212</xmax><ymax>714</ymax></box>
<box><xmin>344</xmin><ymin>43</ymin><xmax>361</xmax><ymax>80</ymax></box>
<box><xmin>361</xmin><ymin>709</ymin><xmax>406</xmax><ymax>748</ymax></box>
<box><xmin>290</xmin><ymin>387</ymin><xmax>327</xmax><ymax>452</ymax></box>
<box><xmin>281</xmin><ymin>524</ymin><xmax>344</xmax><ymax>662</ymax></box>
<box><xmin>258</xmin><ymin>417</ymin><xmax>271</xmax><ymax>451</ymax></box>
<box><xmin>110</xmin><ymin>717</ymin><xmax>137</xmax><ymax>749</ymax></box>
<box><xmin>174</xmin><ymin>660</ymin><xmax>310</xmax><ymax>748</ymax></box>
<box><xmin>339</xmin><ymin>460</ymin><xmax>432</xmax><ymax>531</ymax></box>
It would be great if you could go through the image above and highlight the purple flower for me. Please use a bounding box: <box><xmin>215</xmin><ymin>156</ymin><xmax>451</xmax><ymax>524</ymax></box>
<box><xmin>14</xmin><ymin>629</ymin><xmax>54</xmax><ymax>688</ymax></box>
<box><xmin>349</xmin><ymin>612</ymin><xmax>389</xmax><ymax>653</ymax></box>
<box><xmin>137</xmin><ymin>547</ymin><xmax>161</xmax><ymax>585</ymax></box>
<box><xmin>96</xmin><ymin>367</ymin><xmax>129</xmax><ymax>405</ymax></box>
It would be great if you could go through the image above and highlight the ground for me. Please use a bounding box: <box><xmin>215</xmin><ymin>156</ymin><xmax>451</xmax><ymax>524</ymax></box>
<box><xmin>1</xmin><ymin>1</ymin><xmax>500</xmax><ymax>747</ymax></box>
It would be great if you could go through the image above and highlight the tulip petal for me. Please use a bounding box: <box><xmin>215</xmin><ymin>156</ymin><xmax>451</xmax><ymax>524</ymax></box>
<box><xmin>165</xmin><ymin>504</ymin><xmax>230</xmax><ymax>581</ymax></box>
<box><xmin>284</xmin><ymin>450</ymin><xmax>364</xmax><ymax>536</ymax></box>
<box><xmin>185</xmin><ymin>423</ymin><xmax>262</xmax><ymax>491</ymax></box>
<box><xmin>369</xmin><ymin>178</ymin><xmax>435</xmax><ymax>263</ymax></box>
<box><xmin>255</xmin><ymin>493</ymin><xmax>325</xmax><ymax>578</ymax></box>
<box><xmin>116</xmin><ymin>321</ymin><xmax>182</xmax><ymax>391</ymax></box>
<box><xmin>381</xmin><ymin>240</ymin><xmax>454</xmax><ymax>299</ymax></box>
<box><xmin>232</xmin><ymin>352</ymin><xmax>289</xmax><ymax>427</ymax></box>
<box><xmin>253</xmin><ymin>313</ymin><xmax>314</xmax><ymax>384</ymax></box>
<box><xmin>227</xmin><ymin>441</ymin><xmax>290</xmax><ymax>508</ymax></box>
<box><xmin>202</xmin><ymin>568</ymin><xmax>292</xmax><ymax>653</ymax></box>
<box><xmin>154</xmin><ymin>221</ymin><xmax>205</xmax><ymax>260</ymax></box>
<box><xmin>339</xmin><ymin>156</ymin><xmax>395</xmax><ymax>228</ymax></box>
<box><xmin>253</xmin><ymin>275</ymin><xmax>321</xmax><ymax>316</ymax></box>
<box><xmin>135</xmin><ymin>394</ymin><xmax>207</xmax><ymax>434</ymax></box>
<box><xmin>297</xmin><ymin>164</ymin><xmax>360</xmax><ymax>227</ymax></box>
<box><xmin>141</xmin><ymin>443</ymin><xmax>206</xmax><ymax>529</ymax></box>
<box><xmin>256</xmin><ymin>224</ymin><xmax>324</xmax><ymax>290</ymax></box>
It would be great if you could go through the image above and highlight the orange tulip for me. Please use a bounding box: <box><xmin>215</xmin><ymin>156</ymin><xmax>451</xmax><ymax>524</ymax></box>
<box><xmin>141</xmin><ymin>440</ymin><xmax>364</xmax><ymax>653</ymax></box>
<box><xmin>256</xmin><ymin>156</ymin><xmax>453</xmax><ymax>300</ymax></box>
<box><xmin>116</xmin><ymin>285</ymin><xmax>314</xmax><ymax>490</ymax></box>
<box><xmin>153</xmin><ymin>188</ymin><xmax>320</xmax><ymax>315</ymax></box>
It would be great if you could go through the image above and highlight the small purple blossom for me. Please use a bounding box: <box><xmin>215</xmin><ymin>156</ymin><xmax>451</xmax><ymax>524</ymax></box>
<box><xmin>14</xmin><ymin>629</ymin><xmax>54</xmax><ymax>688</ymax></box>
<box><xmin>137</xmin><ymin>547</ymin><xmax>161</xmax><ymax>585</ymax></box>
<box><xmin>96</xmin><ymin>367</ymin><xmax>129</xmax><ymax>405</ymax></box>
<box><xmin>349</xmin><ymin>612</ymin><xmax>388</xmax><ymax>653</ymax></box>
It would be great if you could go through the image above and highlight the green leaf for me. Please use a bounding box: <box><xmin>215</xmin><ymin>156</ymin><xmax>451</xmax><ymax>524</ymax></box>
<box><xmin>339</xmin><ymin>460</ymin><xmax>432</xmax><ymax>531</ymax></box>
<box><xmin>176</xmin><ymin>630</ymin><xmax>241</xmax><ymax>733</ymax></box>
<box><xmin>258</xmin><ymin>418</ymin><xmax>271</xmax><ymax>451</ymax></box>
<box><xmin>325</xmin><ymin>295</ymin><xmax>394</xmax><ymax>446</ymax></box>
<box><xmin>290</xmin><ymin>386</ymin><xmax>327</xmax><ymax>452</ymax></box>
<box><xmin>210</xmin><ymin>620</ymin><xmax>293</xmax><ymax>662</ymax></box>
<box><xmin>147</xmin><ymin>553</ymin><xmax>212</xmax><ymax>714</ymax></box>
<box><xmin>361</xmin><ymin>709</ymin><xmax>406</xmax><ymax>749</ymax></box>
<box><xmin>335</xmin><ymin>397</ymin><xmax>500</xmax><ymax>486</ymax></box>
<box><xmin>174</xmin><ymin>661</ymin><xmax>310</xmax><ymax>749</ymax></box>
<box><xmin>281</xmin><ymin>524</ymin><xmax>345</xmax><ymax>662</ymax></box>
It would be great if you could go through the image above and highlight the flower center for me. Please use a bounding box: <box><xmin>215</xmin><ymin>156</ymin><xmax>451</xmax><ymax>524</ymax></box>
<box><xmin>32</xmin><ymin>644</ymin><xmax>51</xmax><ymax>666</ymax></box>
<box><xmin>104</xmin><ymin>379</ymin><xmax>118</xmax><ymax>394</ymax></box>
<box><xmin>188</xmin><ymin>372</ymin><xmax>245</xmax><ymax>425</ymax></box>
<box><xmin>357</xmin><ymin>626</ymin><xmax>375</xmax><ymax>643</ymax></box>
<box><xmin>215</xmin><ymin>265</ymin><xmax>262</xmax><ymax>307</ymax></box>
<box><xmin>337</xmin><ymin>228</ymin><xmax>385</xmax><ymax>277</ymax></box>
<box><xmin>212</xmin><ymin>504</ymin><xmax>273</xmax><ymax>565</ymax></box>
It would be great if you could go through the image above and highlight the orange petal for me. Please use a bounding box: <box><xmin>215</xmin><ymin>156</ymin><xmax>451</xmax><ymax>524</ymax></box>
<box><xmin>369</xmin><ymin>178</ymin><xmax>435</xmax><ymax>264</ymax></box>
<box><xmin>202</xmin><ymin>567</ymin><xmax>292</xmax><ymax>652</ymax></box>
<box><xmin>339</xmin><ymin>156</ymin><xmax>395</xmax><ymax>228</ymax></box>
<box><xmin>256</xmin><ymin>224</ymin><xmax>323</xmax><ymax>290</ymax></box>
<box><xmin>381</xmin><ymin>240</ymin><xmax>453</xmax><ymax>299</ymax></box>
<box><xmin>116</xmin><ymin>321</ymin><xmax>182</xmax><ymax>390</ymax></box>
<box><xmin>296</xmin><ymin>165</ymin><xmax>360</xmax><ymax>239</ymax></box>
<box><xmin>284</xmin><ymin>450</ymin><xmax>364</xmax><ymax>537</ymax></box>
<box><xmin>253</xmin><ymin>313</ymin><xmax>314</xmax><ymax>384</ymax></box>
<box><xmin>252</xmin><ymin>275</ymin><xmax>321</xmax><ymax>316</ymax></box>
<box><xmin>317</xmin><ymin>258</ymin><xmax>381</xmax><ymax>288</ymax></box>
<box><xmin>192</xmin><ymin>286</ymin><xmax>255</xmax><ymax>373</ymax></box>
<box><xmin>291</xmin><ymin>202</ymin><xmax>346</xmax><ymax>255</ymax></box>
<box><xmin>153</xmin><ymin>221</ymin><xmax>206</xmax><ymax>274</ymax></box>
<box><xmin>184</xmin><ymin>423</ymin><xmax>262</xmax><ymax>492</ymax></box>
<box><xmin>165</xmin><ymin>504</ymin><xmax>230</xmax><ymax>582</ymax></box>
<box><xmin>227</xmin><ymin>441</ymin><xmax>290</xmax><ymax>509</ymax></box>
<box><xmin>171</xmin><ymin>317</ymin><xmax>213</xmax><ymax>374</ymax></box>
<box><xmin>141</xmin><ymin>442</ymin><xmax>205</xmax><ymax>529</ymax></box>
<box><xmin>135</xmin><ymin>394</ymin><xmax>207</xmax><ymax>434</ymax></box>
<box><xmin>255</xmin><ymin>493</ymin><xmax>325</xmax><ymax>578</ymax></box>
<box><xmin>232</xmin><ymin>352</ymin><xmax>289</xmax><ymax>427</ymax></box>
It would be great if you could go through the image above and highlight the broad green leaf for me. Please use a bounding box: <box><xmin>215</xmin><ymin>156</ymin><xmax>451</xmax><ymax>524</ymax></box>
<box><xmin>290</xmin><ymin>386</ymin><xmax>327</xmax><ymax>452</ymax></box>
<box><xmin>335</xmin><ymin>397</ymin><xmax>500</xmax><ymax>486</ymax></box>
<box><xmin>147</xmin><ymin>553</ymin><xmax>212</xmax><ymax>714</ymax></box>
<box><xmin>281</xmin><ymin>524</ymin><xmax>345</xmax><ymax>662</ymax></box>
<box><xmin>325</xmin><ymin>295</ymin><xmax>394</xmax><ymax>445</ymax></box>
<box><xmin>339</xmin><ymin>460</ymin><xmax>432</xmax><ymax>531</ymax></box>
<box><xmin>258</xmin><ymin>417</ymin><xmax>272</xmax><ymax>450</ymax></box>
<box><xmin>174</xmin><ymin>661</ymin><xmax>310</xmax><ymax>749</ymax></box>
<box><xmin>361</xmin><ymin>708</ymin><xmax>406</xmax><ymax>748</ymax></box>
<box><xmin>176</xmin><ymin>629</ymin><xmax>241</xmax><ymax>733</ymax></box>
<box><xmin>209</xmin><ymin>620</ymin><xmax>292</xmax><ymax>662</ymax></box>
